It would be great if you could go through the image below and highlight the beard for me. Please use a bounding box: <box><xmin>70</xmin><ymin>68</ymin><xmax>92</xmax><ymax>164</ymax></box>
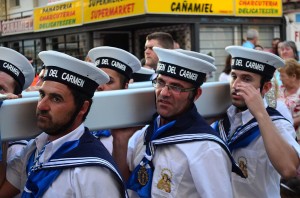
<box><xmin>36</xmin><ymin>106</ymin><xmax>80</xmax><ymax>136</ymax></box>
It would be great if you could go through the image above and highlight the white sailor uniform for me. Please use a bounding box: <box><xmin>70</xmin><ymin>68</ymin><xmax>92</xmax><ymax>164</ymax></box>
<box><xmin>213</xmin><ymin>99</ymin><xmax>300</xmax><ymax>198</ymax></box>
<box><xmin>127</xmin><ymin>105</ymin><xmax>240</xmax><ymax>198</ymax></box>
<box><xmin>7</xmin><ymin>124</ymin><xmax>125</xmax><ymax>198</ymax></box>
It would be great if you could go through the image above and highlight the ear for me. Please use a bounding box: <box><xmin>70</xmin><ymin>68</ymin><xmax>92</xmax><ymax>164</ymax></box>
<box><xmin>79</xmin><ymin>100</ymin><xmax>90</xmax><ymax>116</ymax></box>
<box><xmin>262</xmin><ymin>81</ymin><xmax>272</xmax><ymax>95</ymax></box>
<box><xmin>193</xmin><ymin>88</ymin><xmax>202</xmax><ymax>102</ymax></box>
<box><xmin>125</xmin><ymin>82</ymin><xmax>129</xmax><ymax>89</ymax></box>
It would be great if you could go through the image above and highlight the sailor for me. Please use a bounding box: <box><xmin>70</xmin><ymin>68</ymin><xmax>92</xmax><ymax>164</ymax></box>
<box><xmin>112</xmin><ymin>47</ymin><xmax>244</xmax><ymax>197</ymax></box>
<box><xmin>0</xmin><ymin>50</ymin><xmax>128</xmax><ymax>197</ymax></box>
<box><xmin>0</xmin><ymin>47</ymin><xmax>35</xmax><ymax>178</ymax></box>
<box><xmin>212</xmin><ymin>46</ymin><xmax>300</xmax><ymax>198</ymax></box>
<box><xmin>88</xmin><ymin>46</ymin><xmax>141</xmax><ymax>154</ymax></box>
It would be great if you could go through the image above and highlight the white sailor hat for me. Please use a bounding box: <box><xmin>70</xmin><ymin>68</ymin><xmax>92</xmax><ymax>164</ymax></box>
<box><xmin>0</xmin><ymin>47</ymin><xmax>34</xmax><ymax>92</ymax></box>
<box><xmin>175</xmin><ymin>49</ymin><xmax>215</xmax><ymax>64</ymax></box>
<box><xmin>38</xmin><ymin>51</ymin><xmax>109</xmax><ymax>98</ymax></box>
<box><xmin>226</xmin><ymin>46</ymin><xmax>284</xmax><ymax>80</ymax></box>
<box><xmin>88</xmin><ymin>46</ymin><xmax>141</xmax><ymax>79</ymax></box>
<box><xmin>132</xmin><ymin>67</ymin><xmax>155</xmax><ymax>82</ymax></box>
<box><xmin>153</xmin><ymin>47</ymin><xmax>216</xmax><ymax>86</ymax></box>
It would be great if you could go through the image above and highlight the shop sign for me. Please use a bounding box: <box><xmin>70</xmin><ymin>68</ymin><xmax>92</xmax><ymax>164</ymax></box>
<box><xmin>146</xmin><ymin>0</ymin><xmax>233</xmax><ymax>15</ymax></box>
<box><xmin>235</xmin><ymin>0</ymin><xmax>282</xmax><ymax>17</ymax></box>
<box><xmin>2</xmin><ymin>17</ymin><xmax>33</xmax><ymax>36</ymax></box>
<box><xmin>34</xmin><ymin>0</ymin><xmax>82</xmax><ymax>31</ymax></box>
<box><xmin>83</xmin><ymin>0</ymin><xmax>145</xmax><ymax>24</ymax></box>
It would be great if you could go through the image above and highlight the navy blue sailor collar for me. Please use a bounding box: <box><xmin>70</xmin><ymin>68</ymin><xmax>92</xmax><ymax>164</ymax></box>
<box><xmin>145</xmin><ymin>104</ymin><xmax>220</xmax><ymax>142</ymax></box>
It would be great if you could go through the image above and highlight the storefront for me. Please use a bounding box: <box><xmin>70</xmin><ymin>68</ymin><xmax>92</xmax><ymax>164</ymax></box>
<box><xmin>0</xmin><ymin>0</ymin><xmax>284</xmax><ymax>80</ymax></box>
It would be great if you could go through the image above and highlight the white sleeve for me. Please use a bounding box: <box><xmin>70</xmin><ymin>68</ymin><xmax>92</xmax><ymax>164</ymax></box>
<box><xmin>6</xmin><ymin>142</ymin><xmax>32</xmax><ymax>191</ymax></box>
<box><xmin>127</xmin><ymin>126</ymin><xmax>148</xmax><ymax>171</ymax></box>
<box><xmin>190</xmin><ymin>142</ymin><xmax>233</xmax><ymax>198</ymax></box>
<box><xmin>72</xmin><ymin>166</ymin><xmax>123</xmax><ymax>198</ymax></box>
<box><xmin>275</xmin><ymin>119</ymin><xmax>300</xmax><ymax>158</ymax></box>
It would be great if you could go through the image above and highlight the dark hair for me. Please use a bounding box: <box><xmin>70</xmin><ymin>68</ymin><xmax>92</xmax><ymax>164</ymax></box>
<box><xmin>146</xmin><ymin>32</ymin><xmax>174</xmax><ymax>49</ymax></box>
<box><xmin>13</xmin><ymin>82</ymin><xmax>22</xmax><ymax>95</ymax></box>
<box><xmin>223</xmin><ymin>55</ymin><xmax>232</xmax><ymax>74</ymax></box>
<box><xmin>273</xmin><ymin>38</ymin><xmax>282</xmax><ymax>56</ymax></box>
<box><xmin>69</xmin><ymin>85</ymin><xmax>93</xmax><ymax>122</ymax></box>
<box><xmin>118</xmin><ymin>72</ymin><xmax>129</xmax><ymax>89</ymax></box>
<box><xmin>254</xmin><ymin>44</ymin><xmax>264</xmax><ymax>51</ymax></box>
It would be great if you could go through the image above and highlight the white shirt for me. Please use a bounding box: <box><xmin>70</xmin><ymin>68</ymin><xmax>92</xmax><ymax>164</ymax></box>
<box><xmin>7</xmin><ymin>124</ymin><xmax>122</xmax><ymax>198</ymax></box>
<box><xmin>100</xmin><ymin>135</ymin><xmax>113</xmax><ymax>155</ymax></box>
<box><xmin>127</xmin><ymin>126</ymin><xmax>233</xmax><ymax>198</ymax></box>
<box><xmin>226</xmin><ymin>99</ymin><xmax>300</xmax><ymax>198</ymax></box>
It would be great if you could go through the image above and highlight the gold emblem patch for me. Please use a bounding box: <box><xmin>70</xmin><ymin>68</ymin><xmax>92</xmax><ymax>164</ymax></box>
<box><xmin>238</xmin><ymin>156</ymin><xmax>248</xmax><ymax>178</ymax></box>
<box><xmin>138</xmin><ymin>166</ymin><xmax>149</xmax><ymax>186</ymax></box>
<box><xmin>157</xmin><ymin>168</ymin><xmax>172</xmax><ymax>193</ymax></box>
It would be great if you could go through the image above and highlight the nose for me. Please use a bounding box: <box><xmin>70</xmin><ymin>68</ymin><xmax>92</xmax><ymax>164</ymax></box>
<box><xmin>37</xmin><ymin>97</ymin><xmax>50</xmax><ymax>111</ymax></box>
<box><xmin>231</xmin><ymin>78</ymin><xmax>240</xmax><ymax>90</ymax></box>
<box><xmin>160</xmin><ymin>85</ymin><xmax>171</xmax><ymax>96</ymax></box>
<box><xmin>145</xmin><ymin>47</ymin><xmax>152</xmax><ymax>54</ymax></box>
<box><xmin>96</xmin><ymin>84</ymin><xmax>104</xmax><ymax>91</ymax></box>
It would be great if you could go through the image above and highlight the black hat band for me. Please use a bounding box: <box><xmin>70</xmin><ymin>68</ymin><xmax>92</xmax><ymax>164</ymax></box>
<box><xmin>231</xmin><ymin>57</ymin><xmax>276</xmax><ymax>79</ymax></box>
<box><xmin>95</xmin><ymin>57</ymin><xmax>133</xmax><ymax>79</ymax></box>
<box><xmin>43</xmin><ymin>66</ymin><xmax>99</xmax><ymax>98</ymax></box>
<box><xmin>156</xmin><ymin>61</ymin><xmax>206</xmax><ymax>86</ymax></box>
<box><xmin>0</xmin><ymin>59</ymin><xmax>25</xmax><ymax>89</ymax></box>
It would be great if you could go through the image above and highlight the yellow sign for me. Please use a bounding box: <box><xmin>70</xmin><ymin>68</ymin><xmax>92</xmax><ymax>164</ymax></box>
<box><xmin>235</xmin><ymin>0</ymin><xmax>282</xmax><ymax>17</ymax></box>
<box><xmin>146</xmin><ymin>0</ymin><xmax>233</xmax><ymax>15</ymax></box>
<box><xmin>83</xmin><ymin>0</ymin><xmax>145</xmax><ymax>24</ymax></box>
<box><xmin>34</xmin><ymin>0</ymin><xmax>82</xmax><ymax>31</ymax></box>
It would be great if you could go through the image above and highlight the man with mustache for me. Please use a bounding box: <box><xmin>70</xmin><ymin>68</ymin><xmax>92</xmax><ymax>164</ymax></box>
<box><xmin>0</xmin><ymin>51</ymin><xmax>128</xmax><ymax>197</ymax></box>
<box><xmin>112</xmin><ymin>47</ymin><xmax>244</xmax><ymax>197</ymax></box>
<box><xmin>212</xmin><ymin>46</ymin><xmax>300</xmax><ymax>198</ymax></box>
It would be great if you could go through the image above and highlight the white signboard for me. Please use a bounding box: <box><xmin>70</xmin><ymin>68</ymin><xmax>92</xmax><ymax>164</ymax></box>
<box><xmin>1</xmin><ymin>17</ymin><xmax>33</xmax><ymax>36</ymax></box>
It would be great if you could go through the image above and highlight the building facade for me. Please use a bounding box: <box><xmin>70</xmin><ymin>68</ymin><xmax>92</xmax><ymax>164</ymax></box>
<box><xmin>0</xmin><ymin>0</ymin><xmax>286</xmax><ymax>80</ymax></box>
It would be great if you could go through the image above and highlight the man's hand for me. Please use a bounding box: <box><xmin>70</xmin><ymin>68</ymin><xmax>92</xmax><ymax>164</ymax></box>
<box><xmin>0</xmin><ymin>93</ymin><xmax>21</xmax><ymax>100</ymax></box>
<box><xmin>235</xmin><ymin>83</ymin><xmax>265</xmax><ymax>118</ymax></box>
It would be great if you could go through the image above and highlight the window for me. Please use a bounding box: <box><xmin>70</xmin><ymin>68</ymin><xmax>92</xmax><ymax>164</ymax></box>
<box><xmin>10</xmin><ymin>0</ymin><xmax>20</xmax><ymax>7</ymax></box>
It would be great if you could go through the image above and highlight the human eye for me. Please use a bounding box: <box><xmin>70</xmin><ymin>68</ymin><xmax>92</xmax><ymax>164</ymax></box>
<box><xmin>0</xmin><ymin>86</ymin><xmax>5</xmax><ymax>94</ymax></box>
<box><xmin>53</xmin><ymin>96</ymin><xmax>62</xmax><ymax>103</ymax></box>
<box><xmin>106</xmin><ymin>79</ymin><xmax>114</xmax><ymax>85</ymax></box>
<box><xmin>169</xmin><ymin>84</ymin><xmax>182</xmax><ymax>93</ymax></box>
<box><xmin>50</xmin><ymin>94</ymin><xmax>63</xmax><ymax>103</ymax></box>
<box><xmin>242</xmin><ymin>76</ymin><xmax>252</xmax><ymax>82</ymax></box>
<box><xmin>156</xmin><ymin>79</ymin><xmax>165</xmax><ymax>88</ymax></box>
<box><xmin>39</xmin><ymin>91</ymin><xmax>45</xmax><ymax>98</ymax></box>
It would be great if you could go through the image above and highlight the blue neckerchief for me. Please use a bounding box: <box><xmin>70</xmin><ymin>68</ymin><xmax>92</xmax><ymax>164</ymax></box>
<box><xmin>127</xmin><ymin>104</ymin><xmax>245</xmax><ymax>197</ymax></box>
<box><xmin>127</xmin><ymin>117</ymin><xmax>176</xmax><ymax>198</ymax></box>
<box><xmin>91</xmin><ymin>129</ymin><xmax>111</xmax><ymax>138</ymax></box>
<box><xmin>22</xmin><ymin>140</ymin><xmax>79</xmax><ymax>198</ymax></box>
<box><xmin>23</xmin><ymin>128</ymin><xmax>128</xmax><ymax>198</ymax></box>
<box><xmin>213</xmin><ymin>106</ymin><xmax>290</xmax><ymax>152</ymax></box>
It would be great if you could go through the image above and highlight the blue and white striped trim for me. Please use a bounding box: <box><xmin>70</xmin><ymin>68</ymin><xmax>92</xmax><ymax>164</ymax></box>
<box><xmin>42</xmin><ymin>157</ymin><xmax>123</xmax><ymax>181</ymax></box>
<box><xmin>227</xmin><ymin>114</ymin><xmax>286</xmax><ymax>144</ymax></box>
<box><xmin>151</xmin><ymin>133</ymin><xmax>241</xmax><ymax>172</ymax></box>
<box><xmin>152</xmin><ymin>133</ymin><xmax>229</xmax><ymax>152</ymax></box>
